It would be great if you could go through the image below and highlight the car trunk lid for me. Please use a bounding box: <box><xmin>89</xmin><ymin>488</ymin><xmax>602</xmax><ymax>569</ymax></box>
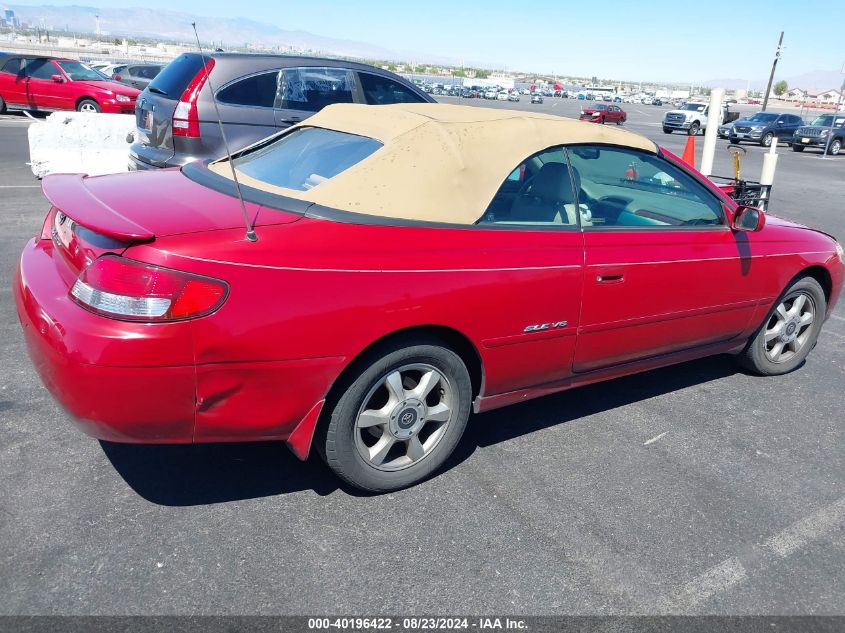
<box><xmin>41</xmin><ymin>170</ymin><xmax>301</xmax><ymax>276</ymax></box>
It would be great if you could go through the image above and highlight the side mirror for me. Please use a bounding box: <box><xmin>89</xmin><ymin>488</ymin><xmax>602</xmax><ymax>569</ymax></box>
<box><xmin>732</xmin><ymin>205</ymin><xmax>765</xmax><ymax>232</ymax></box>
<box><xmin>51</xmin><ymin>74</ymin><xmax>63</xmax><ymax>83</ymax></box>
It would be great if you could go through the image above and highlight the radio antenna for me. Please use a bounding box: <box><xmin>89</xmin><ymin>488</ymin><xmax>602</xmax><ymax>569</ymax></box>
<box><xmin>191</xmin><ymin>22</ymin><xmax>257</xmax><ymax>242</ymax></box>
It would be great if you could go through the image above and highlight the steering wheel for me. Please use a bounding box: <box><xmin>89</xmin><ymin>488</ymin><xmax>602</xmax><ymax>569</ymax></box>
<box><xmin>516</xmin><ymin>175</ymin><xmax>536</xmax><ymax>197</ymax></box>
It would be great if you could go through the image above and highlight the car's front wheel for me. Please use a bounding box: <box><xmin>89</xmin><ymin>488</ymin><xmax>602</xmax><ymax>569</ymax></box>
<box><xmin>825</xmin><ymin>139</ymin><xmax>841</xmax><ymax>156</ymax></box>
<box><xmin>792</xmin><ymin>144</ymin><xmax>805</xmax><ymax>152</ymax></box>
<box><xmin>320</xmin><ymin>339</ymin><xmax>472</xmax><ymax>492</ymax></box>
<box><xmin>737</xmin><ymin>276</ymin><xmax>826</xmax><ymax>376</ymax></box>
<box><xmin>0</xmin><ymin>94</ymin><xmax>6</xmax><ymax>114</ymax></box>
<box><xmin>663</xmin><ymin>127</ymin><xmax>672</xmax><ymax>134</ymax></box>
<box><xmin>77</xmin><ymin>99</ymin><xmax>101</xmax><ymax>113</ymax></box>
<box><xmin>761</xmin><ymin>132</ymin><xmax>775</xmax><ymax>147</ymax></box>
<box><xmin>688</xmin><ymin>122</ymin><xmax>700</xmax><ymax>136</ymax></box>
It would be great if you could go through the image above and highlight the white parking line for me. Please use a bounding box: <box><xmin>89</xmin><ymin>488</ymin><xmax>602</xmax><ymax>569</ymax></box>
<box><xmin>0</xmin><ymin>185</ymin><xmax>40</xmax><ymax>188</ymax></box>
<box><xmin>653</xmin><ymin>495</ymin><xmax>845</xmax><ymax>612</ymax></box>
<box><xmin>763</xmin><ymin>496</ymin><xmax>845</xmax><ymax>558</ymax></box>
<box><xmin>662</xmin><ymin>558</ymin><xmax>747</xmax><ymax>611</ymax></box>
<box><xmin>643</xmin><ymin>431</ymin><xmax>668</xmax><ymax>445</ymax></box>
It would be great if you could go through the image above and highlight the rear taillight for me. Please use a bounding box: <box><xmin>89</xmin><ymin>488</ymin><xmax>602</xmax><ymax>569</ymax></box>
<box><xmin>172</xmin><ymin>58</ymin><xmax>215</xmax><ymax>138</ymax></box>
<box><xmin>112</xmin><ymin>74</ymin><xmax>121</xmax><ymax>81</ymax></box>
<box><xmin>70</xmin><ymin>255</ymin><xmax>228</xmax><ymax>322</ymax></box>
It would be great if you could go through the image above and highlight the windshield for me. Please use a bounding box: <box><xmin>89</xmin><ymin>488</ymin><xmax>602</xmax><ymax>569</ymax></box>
<box><xmin>681</xmin><ymin>103</ymin><xmax>706</xmax><ymax>112</ymax></box>
<box><xmin>230</xmin><ymin>127</ymin><xmax>382</xmax><ymax>192</ymax></box>
<box><xmin>811</xmin><ymin>115</ymin><xmax>845</xmax><ymax>127</ymax></box>
<box><xmin>56</xmin><ymin>61</ymin><xmax>105</xmax><ymax>81</ymax></box>
<box><xmin>748</xmin><ymin>113</ymin><xmax>778</xmax><ymax>123</ymax></box>
<box><xmin>592</xmin><ymin>104</ymin><xmax>607</xmax><ymax>110</ymax></box>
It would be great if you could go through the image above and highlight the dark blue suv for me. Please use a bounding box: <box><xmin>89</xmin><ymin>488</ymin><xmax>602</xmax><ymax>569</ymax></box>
<box><xmin>729</xmin><ymin>112</ymin><xmax>804</xmax><ymax>147</ymax></box>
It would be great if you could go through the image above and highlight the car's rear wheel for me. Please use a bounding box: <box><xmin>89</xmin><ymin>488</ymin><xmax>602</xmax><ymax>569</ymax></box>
<box><xmin>826</xmin><ymin>139</ymin><xmax>841</xmax><ymax>156</ymax></box>
<box><xmin>0</xmin><ymin>94</ymin><xmax>6</xmax><ymax>114</ymax></box>
<box><xmin>761</xmin><ymin>132</ymin><xmax>774</xmax><ymax>147</ymax></box>
<box><xmin>737</xmin><ymin>277</ymin><xmax>826</xmax><ymax>376</ymax></box>
<box><xmin>320</xmin><ymin>340</ymin><xmax>472</xmax><ymax>492</ymax></box>
<box><xmin>77</xmin><ymin>99</ymin><xmax>101</xmax><ymax>113</ymax></box>
<box><xmin>688</xmin><ymin>122</ymin><xmax>700</xmax><ymax>136</ymax></box>
<box><xmin>792</xmin><ymin>144</ymin><xmax>805</xmax><ymax>152</ymax></box>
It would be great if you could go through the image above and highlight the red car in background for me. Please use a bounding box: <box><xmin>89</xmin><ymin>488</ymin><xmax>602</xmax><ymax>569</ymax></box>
<box><xmin>579</xmin><ymin>103</ymin><xmax>627</xmax><ymax>124</ymax></box>
<box><xmin>0</xmin><ymin>55</ymin><xmax>139</xmax><ymax>114</ymax></box>
<box><xmin>13</xmin><ymin>104</ymin><xmax>845</xmax><ymax>492</ymax></box>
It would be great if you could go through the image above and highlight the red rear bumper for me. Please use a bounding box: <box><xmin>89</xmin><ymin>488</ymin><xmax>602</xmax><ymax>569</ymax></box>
<box><xmin>14</xmin><ymin>238</ymin><xmax>196</xmax><ymax>442</ymax></box>
<box><xmin>14</xmin><ymin>238</ymin><xmax>343</xmax><ymax>454</ymax></box>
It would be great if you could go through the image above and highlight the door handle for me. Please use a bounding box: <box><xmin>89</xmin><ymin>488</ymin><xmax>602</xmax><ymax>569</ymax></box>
<box><xmin>595</xmin><ymin>266</ymin><xmax>625</xmax><ymax>284</ymax></box>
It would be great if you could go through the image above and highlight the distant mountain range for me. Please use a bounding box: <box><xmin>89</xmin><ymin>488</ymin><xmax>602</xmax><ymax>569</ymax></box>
<box><xmin>7</xmin><ymin>3</ymin><xmax>479</xmax><ymax>67</ymax></box>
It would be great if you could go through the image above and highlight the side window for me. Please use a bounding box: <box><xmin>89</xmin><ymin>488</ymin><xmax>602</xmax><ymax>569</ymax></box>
<box><xmin>566</xmin><ymin>145</ymin><xmax>724</xmax><ymax>228</ymax></box>
<box><xmin>217</xmin><ymin>71</ymin><xmax>279</xmax><ymax>108</ymax></box>
<box><xmin>26</xmin><ymin>59</ymin><xmax>58</xmax><ymax>80</ymax></box>
<box><xmin>479</xmin><ymin>147</ymin><xmax>580</xmax><ymax>227</ymax></box>
<box><xmin>1</xmin><ymin>58</ymin><xmax>21</xmax><ymax>75</ymax></box>
<box><xmin>139</xmin><ymin>66</ymin><xmax>161</xmax><ymax>80</ymax></box>
<box><xmin>277</xmin><ymin>67</ymin><xmax>355</xmax><ymax>112</ymax></box>
<box><xmin>358</xmin><ymin>73</ymin><xmax>426</xmax><ymax>104</ymax></box>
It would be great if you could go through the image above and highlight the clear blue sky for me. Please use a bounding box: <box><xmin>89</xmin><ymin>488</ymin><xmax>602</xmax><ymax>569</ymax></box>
<box><xmin>10</xmin><ymin>0</ymin><xmax>842</xmax><ymax>82</ymax></box>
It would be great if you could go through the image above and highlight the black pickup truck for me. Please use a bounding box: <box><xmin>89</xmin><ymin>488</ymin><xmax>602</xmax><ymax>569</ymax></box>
<box><xmin>792</xmin><ymin>113</ymin><xmax>845</xmax><ymax>155</ymax></box>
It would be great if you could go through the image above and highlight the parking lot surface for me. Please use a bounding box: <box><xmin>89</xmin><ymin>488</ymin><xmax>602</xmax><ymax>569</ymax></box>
<box><xmin>0</xmin><ymin>102</ymin><xmax>843</xmax><ymax>615</ymax></box>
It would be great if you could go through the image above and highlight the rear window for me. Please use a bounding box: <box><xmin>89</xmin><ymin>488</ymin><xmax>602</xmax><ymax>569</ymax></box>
<box><xmin>231</xmin><ymin>127</ymin><xmax>381</xmax><ymax>191</ymax></box>
<box><xmin>148</xmin><ymin>54</ymin><xmax>205</xmax><ymax>97</ymax></box>
<box><xmin>1</xmin><ymin>58</ymin><xmax>21</xmax><ymax>75</ymax></box>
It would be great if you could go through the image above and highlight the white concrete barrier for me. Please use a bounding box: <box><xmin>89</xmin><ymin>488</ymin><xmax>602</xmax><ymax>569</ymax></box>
<box><xmin>28</xmin><ymin>112</ymin><xmax>135</xmax><ymax>178</ymax></box>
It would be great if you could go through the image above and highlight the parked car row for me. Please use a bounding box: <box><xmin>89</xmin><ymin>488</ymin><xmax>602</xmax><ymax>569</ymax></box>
<box><xmin>718</xmin><ymin>112</ymin><xmax>845</xmax><ymax>155</ymax></box>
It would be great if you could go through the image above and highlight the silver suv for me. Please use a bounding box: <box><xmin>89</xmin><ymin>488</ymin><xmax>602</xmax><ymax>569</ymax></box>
<box><xmin>129</xmin><ymin>53</ymin><xmax>433</xmax><ymax>170</ymax></box>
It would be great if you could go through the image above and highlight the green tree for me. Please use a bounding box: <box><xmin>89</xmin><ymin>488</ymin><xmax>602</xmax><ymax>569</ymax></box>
<box><xmin>774</xmin><ymin>80</ymin><xmax>788</xmax><ymax>96</ymax></box>
<box><xmin>474</xmin><ymin>68</ymin><xmax>490</xmax><ymax>79</ymax></box>
<box><xmin>386</xmin><ymin>63</ymin><xmax>397</xmax><ymax>71</ymax></box>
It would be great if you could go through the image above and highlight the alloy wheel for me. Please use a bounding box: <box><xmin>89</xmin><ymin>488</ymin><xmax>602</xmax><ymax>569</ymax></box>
<box><xmin>763</xmin><ymin>292</ymin><xmax>815</xmax><ymax>363</ymax></box>
<box><xmin>828</xmin><ymin>140</ymin><xmax>841</xmax><ymax>156</ymax></box>
<box><xmin>79</xmin><ymin>102</ymin><xmax>98</xmax><ymax>113</ymax></box>
<box><xmin>354</xmin><ymin>363</ymin><xmax>454</xmax><ymax>471</ymax></box>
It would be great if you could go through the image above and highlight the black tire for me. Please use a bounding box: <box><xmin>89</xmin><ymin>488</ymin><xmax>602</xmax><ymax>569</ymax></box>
<box><xmin>825</xmin><ymin>139</ymin><xmax>841</xmax><ymax>156</ymax></box>
<box><xmin>320</xmin><ymin>339</ymin><xmax>472</xmax><ymax>492</ymax></box>
<box><xmin>0</xmin><ymin>94</ymin><xmax>6</xmax><ymax>114</ymax></box>
<box><xmin>729</xmin><ymin>138</ymin><xmax>740</xmax><ymax>145</ymax></box>
<box><xmin>761</xmin><ymin>131</ymin><xmax>775</xmax><ymax>147</ymax></box>
<box><xmin>663</xmin><ymin>127</ymin><xmax>672</xmax><ymax>134</ymax></box>
<box><xmin>688</xmin><ymin>122</ymin><xmax>700</xmax><ymax>136</ymax></box>
<box><xmin>76</xmin><ymin>98</ymin><xmax>101</xmax><ymax>113</ymax></box>
<box><xmin>737</xmin><ymin>276</ymin><xmax>826</xmax><ymax>376</ymax></box>
<box><xmin>792</xmin><ymin>144</ymin><xmax>805</xmax><ymax>152</ymax></box>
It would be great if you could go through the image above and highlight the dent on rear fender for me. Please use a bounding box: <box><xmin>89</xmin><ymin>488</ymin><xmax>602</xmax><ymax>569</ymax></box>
<box><xmin>192</xmin><ymin>357</ymin><xmax>345</xmax><ymax>442</ymax></box>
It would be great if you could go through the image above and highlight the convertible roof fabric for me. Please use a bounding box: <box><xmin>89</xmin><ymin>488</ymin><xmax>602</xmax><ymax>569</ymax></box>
<box><xmin>209</xmin><ymin>103</ymin><xmax>659</xmax><ymax>225</ymax></box>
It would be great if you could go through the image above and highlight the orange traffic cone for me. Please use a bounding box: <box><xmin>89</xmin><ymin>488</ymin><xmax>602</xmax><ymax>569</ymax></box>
<box><xmin>681</xmin><ymin>135</ymin><xmax>696</xmax><ymax>169</ymax></box>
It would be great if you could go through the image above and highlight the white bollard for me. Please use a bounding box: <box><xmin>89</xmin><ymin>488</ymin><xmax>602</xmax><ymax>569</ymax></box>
<box><xmin>758</xmin><ymin>137</ymin><xmax>778</xmax><ymax>211</ymax></box>
<box><xmin>699</xmin><ymin>88</ymin><xmax>725</xmax><ymax>177</ymax></box>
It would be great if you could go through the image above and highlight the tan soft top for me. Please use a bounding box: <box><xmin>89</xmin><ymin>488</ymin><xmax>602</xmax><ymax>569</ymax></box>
<box><xmin>209</xmin><ymin>103</ymin><xmax>658</xmax><ymax>225</ymax></box>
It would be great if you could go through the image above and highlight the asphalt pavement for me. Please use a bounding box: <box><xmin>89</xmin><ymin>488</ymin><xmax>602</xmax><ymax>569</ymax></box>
<box><xmin>0</xmin><ymin>103</ymin><xmax>843</xmax><ymax>616</ymax></box>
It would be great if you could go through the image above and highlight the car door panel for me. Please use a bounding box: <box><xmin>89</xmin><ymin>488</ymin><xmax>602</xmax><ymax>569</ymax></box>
<box><xmin>575</xmin><ymin>229</ymin><xmax>765</xmax><ymax>372</ymax></box>
<box><xmin>568</xmin><ymin>145</ymin><xmax>769</xmax><ymax>373</ymax></box>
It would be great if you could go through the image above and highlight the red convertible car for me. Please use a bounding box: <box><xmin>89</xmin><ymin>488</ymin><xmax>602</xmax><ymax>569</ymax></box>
<box><xmin>579</xmin><ymin>103</ymin><xmax>627</xmax><ymax>124</ymax></box>
<box><xmin>14</xmin><ymin>104</ymin><xmax>844</xmax><ymax>492</ymax></box>
<box><xmin>0</xmin><ymin>55</ymin><xmax>139</xmax><ymax>114</ymax></box>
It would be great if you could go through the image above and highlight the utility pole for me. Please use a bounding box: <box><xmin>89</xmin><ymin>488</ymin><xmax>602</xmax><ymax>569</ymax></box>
<box><xmin>762</xmin><ymin>31</ymin><xmax>784</xmax><ymax>112</ymax></box>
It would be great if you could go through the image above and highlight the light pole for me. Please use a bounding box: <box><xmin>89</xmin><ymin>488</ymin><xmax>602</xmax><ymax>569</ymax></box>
<box><xmin>762</xmin><ymin>31</ymin><xmax>784</xmax><ymax>112</ymax></box>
